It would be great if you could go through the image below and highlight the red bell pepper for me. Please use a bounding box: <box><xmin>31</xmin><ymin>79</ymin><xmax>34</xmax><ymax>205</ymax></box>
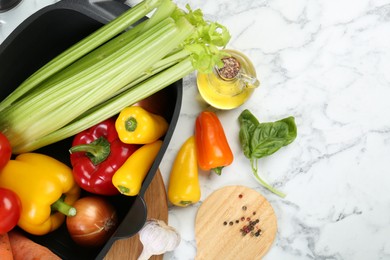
<box><xmin>195</xmin><ymin>111</ymin><xmax>233</xmax><ymax>175</ymax></box>
<box><xmin>0</xmin><ymin>132</ymin><xmax>12</xmax><ymax>171</ymax></box>
<box><xmin>69</xmin><ymin>118</ymin><xmax>139</xmax><ymax>195</ymax></box>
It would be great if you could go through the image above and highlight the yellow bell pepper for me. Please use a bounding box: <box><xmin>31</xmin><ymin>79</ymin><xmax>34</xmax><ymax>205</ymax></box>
<box><xmin>168</xmin><ymin>136</ymin><xmax>201</xmax><ymax>207</ymax></box>
<box><xmin>112</xmin><ymin>140</ymin><xmax>162</xmax><ymax>196</ymax></box>
<box><xmin>115</xmin><ymin>106</ymin><xmax>169</xmax><ymax>144</ymax></box>
<box><xmin>0</xmin><ymin>153</ymin><xmax>80</xmax><ymax>235</ymax></box>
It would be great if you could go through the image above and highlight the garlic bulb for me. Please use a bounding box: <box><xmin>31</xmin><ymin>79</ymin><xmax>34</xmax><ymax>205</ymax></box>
<box><xmin>137</xmin><ymin>219</ymin><xmax>181</xmax><ymax>260</ymax></box>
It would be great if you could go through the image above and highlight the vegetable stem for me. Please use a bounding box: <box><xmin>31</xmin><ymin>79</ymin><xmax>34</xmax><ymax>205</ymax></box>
<box><xmin>51</xmin><ymin>197</ymin><xmax>77</xmax><ymax>217</ymax></box>
<box><xmin>125</xmin><ymin>117</ymin><xmax>138</xmax><ymax>132</ymax></box>
<box><xmin>140</xmin><ymin>0</ymin><xmax>177</xmax><ymax>33</ymax></box>
<box><xmin>69</xmin><ymin>137</ymin><xmax>111</xmax><ymax>165</ymax></box>
<box><xmin>12</xmin><ymin>58</ymin><xmax>194</xmax><ymax>153</ymax></box>
<box><xmin>118</xmin><ymin>186</ymin><xmax>131</xmax><ymax>195</ymax></box>
<box><xmin>250</xmin><ymin>159</ymin><xmax>286</xmax><ymax>198</ymax></box>
<box><xmin>0</xmin><ymin>0</ymin><xmax>163</xmax><ymax>112</ymax></box>
<box><xmin>212</xmin><ymin>167</ymin><xmax>224</xmax><ymax>176</ymax></box>
<box><xmin>40</xmin><ymin>0</ymin><xmax>177</xmax><ymax>91</ymax></box>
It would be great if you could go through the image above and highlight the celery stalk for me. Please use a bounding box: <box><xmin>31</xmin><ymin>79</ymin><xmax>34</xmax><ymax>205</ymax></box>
<box><xmin>38</xmin><ymin>20</ymin><xmax>149</xmax><ymax>89</ymax></box>
<box><xmin>13</xmin><ymin>58</ymin><xmax>194</xmax><ymax>153</ymax></box>
<box><xmin>40</xmin><ymin>0</ymin><xmax>177</xmax><ymax>90</ymax></box>
<box><xmin>139</xmin><ymin>0</ymin><xmax>177</xmax><ymax>32</ymax></box>
<box><xmin>5</xmin><ymin>17</ymin><xmax>195</xmax><ymax>150</ymax></box>
<box><xmin>112</xmin><ymin>48</ymin><xmax>192</xmax><ymax>96</ymax></box>
<box><xmin>0</xmin><ymin>0</ymin><xmax>162</xmax><ymax>112</ymax></box>
<box><xmin>10</xmin><ymin>18</ymin><xmax>176</xmax><ymax>115</ymax></box>
<box><xmin>1</xmin><ymin>0</ymin><xmax>231</xmax><ymax>153</ymax></box>
<box><xmin>1</xmin><ymin>18</ymin><xmax>178</xmax><ymax>145</ymax></box>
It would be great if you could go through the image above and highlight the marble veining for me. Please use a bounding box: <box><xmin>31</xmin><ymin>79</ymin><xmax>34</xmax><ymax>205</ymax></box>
<box><xmin>1</xmin><ymin>0</ymin><xmax>390</xmax><ymax>259</ymax></box>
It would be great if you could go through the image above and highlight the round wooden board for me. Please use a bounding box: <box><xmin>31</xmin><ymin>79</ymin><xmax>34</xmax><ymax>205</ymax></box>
<box><xmin>195</xmin><ymin>185</ymin><xmax>277</xmax><ymax>260</ymax></box>
<box><xmin>104</xmin><ymin>169</ymin><xmax>168</xmax><ymax>260</ymax></box>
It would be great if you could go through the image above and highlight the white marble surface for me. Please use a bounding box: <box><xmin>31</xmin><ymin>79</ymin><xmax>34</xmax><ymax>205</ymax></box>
<box><xmin>2</xmin><ymin>0</ymin><xmax>390</xmax><ymax>259</ymax></box>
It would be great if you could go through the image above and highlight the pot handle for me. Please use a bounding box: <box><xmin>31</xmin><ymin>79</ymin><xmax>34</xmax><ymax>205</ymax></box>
<box><xmin>54</xmin><ymin>0</ymin><xmax>132</xmax><ymax>23</ymax></box>
<box><xmin>95</xmin><ymin>196</ymin><xmax>147</xmax><ymax>259</ymax></box>
<box><xmin>116</xmin><ymin>196</ymin><xmax>148</xmax><ymax>238</ymax></box>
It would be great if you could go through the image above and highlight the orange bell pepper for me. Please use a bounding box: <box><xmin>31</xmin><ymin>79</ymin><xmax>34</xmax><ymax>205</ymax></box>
<box><xmin>195</xmin><ymin>111</ymin><xmax>233</xmax><ymax>175</ymax></box>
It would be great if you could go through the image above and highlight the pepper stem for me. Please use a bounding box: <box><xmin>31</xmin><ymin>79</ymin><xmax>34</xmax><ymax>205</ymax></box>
<box><xmin>212</xmin><ymin>166</ymin><xmax>224</xmax><ymax>175</ymax></box>
<box><xmin>180</xmin><ymin>201</ymin><xmax>193</xmax><ymax>206</ymax></box>
<box><xmin>118</xmin><ymin>185</ymin><xmax>130</xmax><ymax>195</ymax></box>
<box><xmin>69</xmin><ymin>136</ymin><xmax>111</xmax><ymax>165</ymax></box>
<box><xmin>51</xmin><ymin>195</ymin><xmax>77</xmax><ymax>217</ymax></box>
<box><xmin>125</xmin><ymin>116</ymin><xmax>138</xmax><ymax>132</ymax></box>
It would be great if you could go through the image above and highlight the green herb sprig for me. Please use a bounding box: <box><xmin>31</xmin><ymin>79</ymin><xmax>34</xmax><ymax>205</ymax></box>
<box><xmin>238</xmin><ymin>109</ymin><xmax>297</xmax><ymax>198</ymax></box>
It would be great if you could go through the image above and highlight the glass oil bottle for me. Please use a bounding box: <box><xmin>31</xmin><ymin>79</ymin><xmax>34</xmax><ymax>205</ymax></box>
<box><xmin>196</xmin><ymin>49</ymin><xmax>260</xmax><ymax>110</ymax></box>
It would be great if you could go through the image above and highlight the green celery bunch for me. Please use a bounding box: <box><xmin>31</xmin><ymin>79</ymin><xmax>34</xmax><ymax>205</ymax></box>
<box><xmin>0</xmin><ymin>0</ymin><xmax>231</xmax><ymax>153</ymax></box>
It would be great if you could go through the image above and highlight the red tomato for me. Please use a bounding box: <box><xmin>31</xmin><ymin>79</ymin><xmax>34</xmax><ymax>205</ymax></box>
<box><xmin>0</xmin><ymin>188</ymin><xmax>21</xmax><ymax>233</ymax></box>
<box><xmin>0</xmin><ymin>132</ymin><xmax>12</xmax><ymax>170</ymax></box>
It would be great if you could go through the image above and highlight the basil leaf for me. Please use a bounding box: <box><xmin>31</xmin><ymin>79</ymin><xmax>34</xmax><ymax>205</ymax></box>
<box><xmin>250</xmin><ymin>116</ymin><xmax>297</xmax><ymax>159</ymax></box>
<box><xmin>237</xmin><ymin>109</ymin><xmax>297</xmax><ymax>198</ymax></box>
<box><xmin>238</xmin><ymin>109</ymin><xmax>260</xmax><ymax>158</ymax></box>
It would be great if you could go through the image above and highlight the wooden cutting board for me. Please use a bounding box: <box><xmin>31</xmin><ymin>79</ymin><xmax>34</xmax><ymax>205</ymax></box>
<box><xmin>195</xmin><ymin>185</ymin><xmax>277</xmax><ymax>260</ymax></box>
<box><xmin>105</xmin><ymin>169</ymin><xmax>168</xmax><ymax>260</ymax></box>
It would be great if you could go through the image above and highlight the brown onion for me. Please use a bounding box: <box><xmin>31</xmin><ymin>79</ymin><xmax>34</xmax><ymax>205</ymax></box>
<box><xmin>66</xmin><ymin>196</ymin><xmax>118</xmax><ymax>247</ymax></box>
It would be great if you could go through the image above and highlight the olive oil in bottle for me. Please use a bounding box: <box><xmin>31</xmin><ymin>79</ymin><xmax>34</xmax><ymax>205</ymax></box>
<box><xmin>197</xmin><ymin>49</ymin><xmax>259</xmax><ymax>110</ymax></box>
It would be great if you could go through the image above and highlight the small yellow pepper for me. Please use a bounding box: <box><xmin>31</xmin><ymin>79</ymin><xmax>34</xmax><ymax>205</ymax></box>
<box><xmin>0</xmin><ymin>153</ymin><xmax>80</xmax><ymax>235</ymax></box>
<box><xmin>115</xmin><ymin>106</ymin><xmax>169</xmax><ymax>144</ymax></box>
<box><xmin>168</xmin><ymin>136</ymin><xmax>201</xmax><ymax>207</ymax></box>
<box><xmin>112</xmin><ymin>140</ymin><xmax>162</xmax><ymax>196</ymax></box>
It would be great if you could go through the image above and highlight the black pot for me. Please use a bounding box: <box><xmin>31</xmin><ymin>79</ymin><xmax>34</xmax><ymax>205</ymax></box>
<box><xmin>0</xmin><ymin>1</ymin><xmax>182</xmax><ymax>259</ymax></box>
<box><xmin>0</xmin><ymin>0</ymin><xmax>21</xmax><ymax>12</ymax></box>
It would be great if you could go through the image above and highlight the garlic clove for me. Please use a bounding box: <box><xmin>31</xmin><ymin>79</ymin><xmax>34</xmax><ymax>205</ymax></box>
<box><xmin>137</xmin><ymin>219</ymin><xmax>181</xmax><ymax>260</ymax></box>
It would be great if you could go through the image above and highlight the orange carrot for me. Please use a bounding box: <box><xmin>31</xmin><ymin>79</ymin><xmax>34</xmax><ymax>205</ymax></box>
<box><xmin>8</xmin><ymin>230</ymin><xmax>61</xmax><ymax>260</ymax></box>
<box><xmin>0</xmin><ymin>233</ymin><xmax>13</xmax><ymax>260</ymax></box>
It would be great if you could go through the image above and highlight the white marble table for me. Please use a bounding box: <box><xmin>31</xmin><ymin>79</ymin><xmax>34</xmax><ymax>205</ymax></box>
<box><xmin>1</xmin><ymin>1</ymin><xmax>390</xmax><ymax>259</ymax></box>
